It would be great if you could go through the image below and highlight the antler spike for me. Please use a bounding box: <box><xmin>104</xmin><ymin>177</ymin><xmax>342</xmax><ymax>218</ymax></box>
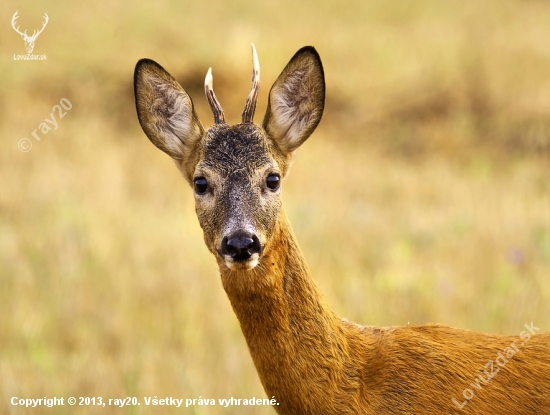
<box><xmin>205</xmin><ymin>67</ymin><xmax>226</xmax><ymax>124</ymax></box>
<box><xmin>29</xmin><ymin>13</ymin><xmax>49</xmax><ymax>41</ymax></box>
<box><xmin>242</xmin><ymin>43</ymin><xmax>260</xmax><ymax>124</ymax></box>
<box><xmin>11</xmin><ymin>11</ymin><xmax>27</xmax><ymax>37</ymax></box>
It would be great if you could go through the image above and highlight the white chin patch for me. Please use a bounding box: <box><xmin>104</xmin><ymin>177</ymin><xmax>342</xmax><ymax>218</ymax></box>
<box><xmin>224</xmin><ymin>254</ymin><xmax>260</xmax><ymax>270</ymax></box>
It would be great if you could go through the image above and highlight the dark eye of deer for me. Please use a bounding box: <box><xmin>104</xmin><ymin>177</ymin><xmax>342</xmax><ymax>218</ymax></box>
<box><xmin>266</xmin><ymin>174</ymin><xmax>280</xmax><ymax>190</ymax></box>
<box><xmin>194</xmin><ymin>177</ymin><xmax>208</xmax><ymax>194</ymax></box>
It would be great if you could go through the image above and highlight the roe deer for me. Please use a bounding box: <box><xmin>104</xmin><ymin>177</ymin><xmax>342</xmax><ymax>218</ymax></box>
<box><xmin>134</xmin><ymin>45</ymin><xmax>550</xmax><ymax>414</ymax></box>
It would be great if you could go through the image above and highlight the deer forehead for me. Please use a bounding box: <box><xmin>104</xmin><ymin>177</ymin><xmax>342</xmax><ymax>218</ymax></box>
<box><xmin>196</xmin><ymin>124</ymin><xmax>280</xmax><ymax>178</ymax></box>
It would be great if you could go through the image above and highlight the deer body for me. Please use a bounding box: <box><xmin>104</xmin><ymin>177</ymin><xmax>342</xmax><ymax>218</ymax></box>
<box><xmin>222</xmin><ymin>212</ymin><xmax>550</xmax><ymax>414</ymax></box>
<box><xmin>134</xmin><ymin>45</ymin><xmax>550</xmax><ymax>414</ymax></box>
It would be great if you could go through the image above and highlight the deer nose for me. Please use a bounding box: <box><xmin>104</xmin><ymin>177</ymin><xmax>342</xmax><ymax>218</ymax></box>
<box><xmin>221</xmin><ymin>231</ymin><xmax>261</xmax><ymax>262</ymax></box>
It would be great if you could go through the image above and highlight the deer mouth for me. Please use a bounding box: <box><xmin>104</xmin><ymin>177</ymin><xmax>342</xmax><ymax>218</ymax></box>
<box><xmin>222</xmin><ymin>254</ymin><xmax>260</xmax><ymax>271</ymax></box>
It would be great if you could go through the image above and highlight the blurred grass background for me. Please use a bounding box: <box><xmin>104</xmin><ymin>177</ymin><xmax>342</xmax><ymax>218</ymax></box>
<box><xmin>1</xmin><ymin>0</ymin><xmax>549</xmax><ymax>414</ymax></box>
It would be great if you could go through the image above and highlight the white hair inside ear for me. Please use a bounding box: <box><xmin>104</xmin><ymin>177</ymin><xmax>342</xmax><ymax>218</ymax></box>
<box><xmin>263</xmin><ymin>47</ymin><xmax>325</xmax><ymax>154</ymax></box>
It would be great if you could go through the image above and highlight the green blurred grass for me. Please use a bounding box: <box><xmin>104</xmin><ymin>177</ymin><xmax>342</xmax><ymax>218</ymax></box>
<box><xmin>1</xmin><ymin>1</ymin><xmax>549</xmax><ymax>414</ymax></box>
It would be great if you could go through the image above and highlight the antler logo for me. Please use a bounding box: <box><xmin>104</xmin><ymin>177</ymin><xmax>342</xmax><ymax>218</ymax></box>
<box><xmin>11</xmin><ymin>11</ymin><xmax>49</xmax><ymax>54</ymax></box>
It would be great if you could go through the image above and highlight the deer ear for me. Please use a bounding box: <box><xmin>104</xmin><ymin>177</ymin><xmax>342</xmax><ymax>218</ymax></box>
<box><xmin>134</xmin><ymin>59</ymin><xmax>204</xmax><ymax>164</ymax></box>
<box><xmin>263</xmin><ymin>47</ymin><xmax>325</xmax><ymax>154</ymax></box>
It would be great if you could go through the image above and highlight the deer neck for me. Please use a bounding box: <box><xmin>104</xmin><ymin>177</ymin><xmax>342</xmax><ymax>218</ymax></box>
<box><xmin>218</xmin><ymin>210</ymin><xmax>357</xmax><ymax>412</ymax></box>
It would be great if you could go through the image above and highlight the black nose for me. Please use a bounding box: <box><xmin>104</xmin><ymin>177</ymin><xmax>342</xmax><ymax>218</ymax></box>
<box><xmin>220</xmin><ymin>231</ymin><xmax>262</xmax><ymax>261</ymax></box>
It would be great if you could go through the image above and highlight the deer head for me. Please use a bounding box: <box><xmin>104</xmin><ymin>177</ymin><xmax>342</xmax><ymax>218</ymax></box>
<box><xmin>134</xmin><ymin>45</ymin><xmax>325</xmax><ymax>271</ymax></box>
<box><xmin>11</xmin><ymin>11</ymin><xmax>49</xmax><ymax>54</ymax></box>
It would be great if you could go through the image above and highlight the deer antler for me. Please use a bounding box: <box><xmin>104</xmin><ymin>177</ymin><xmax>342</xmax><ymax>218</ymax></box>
<box><xmin>205</xmin><ymin>68</ymin><xmax>226</xmax><ymax>124</ymax></box>
<box><xmin>29</xmin><ymin>13</ymin><xmax>49</xmax><ymax>41</ymax></box>
<box><xmin>242</xmin><ymin>43</ymin><xmax>260</xmax><ymax>124</ymax></box>
<box><xmin>11</xmin><ymin>11</ymin><xmax>27</xmax><ymax>37</ymax></box>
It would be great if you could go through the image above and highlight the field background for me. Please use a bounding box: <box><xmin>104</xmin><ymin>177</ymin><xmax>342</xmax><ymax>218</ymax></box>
<box><xmin>1</xmin><ymin>1</ymin><xmax>549</xmax><ymax>414</ymax></box>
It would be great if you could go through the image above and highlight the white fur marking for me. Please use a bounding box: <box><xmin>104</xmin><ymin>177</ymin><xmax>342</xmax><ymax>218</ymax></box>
<box><xmin>223</xmin><ymin>253</ymin><xmax>260</xmax><ymax>271</ymax></box>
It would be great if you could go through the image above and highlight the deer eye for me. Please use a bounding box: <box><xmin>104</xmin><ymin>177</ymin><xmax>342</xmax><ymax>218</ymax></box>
<box><xmin>194</xmin><ymin>177</ymin><xmax>208</xmax><ymax>194</ymax></box>
<box><xmin>266</xmin><ymin>174</ymin><xmax>280</xmax><ymax>191</ymax></box>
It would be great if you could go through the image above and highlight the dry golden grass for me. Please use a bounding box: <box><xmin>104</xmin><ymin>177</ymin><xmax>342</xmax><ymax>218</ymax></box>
<box><xmin>1</xmin><ymin>0</ymin><xmax>549</xmax><ymax>414</ymax></box>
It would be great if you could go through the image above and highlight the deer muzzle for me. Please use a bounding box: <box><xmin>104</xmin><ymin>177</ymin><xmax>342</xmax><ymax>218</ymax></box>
<box><xmin>219</xmin><ymin>230</ymin><xmax>263</xmax><ymax>269</ymax></box>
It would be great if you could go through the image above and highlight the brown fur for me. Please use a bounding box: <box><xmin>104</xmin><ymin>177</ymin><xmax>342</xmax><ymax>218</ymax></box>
<box><xmin>134</xmin><ymin>46</ymin><xmax>550</xmax><ymax>414</ymax></box>
<box><xmin>221</xmin><ymin>214</ymin><xmax>550</xmax><ymax>414</ymax></box>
